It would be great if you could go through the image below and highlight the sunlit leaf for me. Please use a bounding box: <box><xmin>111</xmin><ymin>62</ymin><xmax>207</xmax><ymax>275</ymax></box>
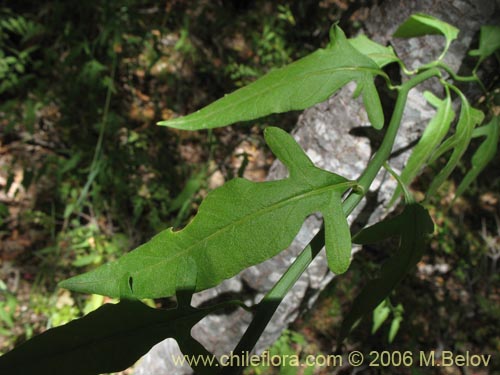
<box><xmin>427</xmin><ymin>90</ymin><xmax>484</xmax><ymax>198</ymax></box>
<box><xmin>372</xmin><ymin>300</ymin><xmax>391</xmax><ymax>334</ymax></box>
<box><xmin>338</xmin><ymin>204</ymin><xmax>434</xmax><ymax>345</ymax></box>
<box><xmin>455</xmin><ymin>116</ymin><xmax>499</xmax><ymax>197</ymax></box>
<box><xmin>391</xmin><ymin>90</ymin><xmax>455</xmax><ymax>204</ymax></box>
<box><xmin>388</xmin><ymin>304</ymin><xmax>403</xmax><ymax>343</ymax></box>
<box><xmin>393</xmin><ymin>13</ymin><xmax>459</xmax><ymax>56</ymax></box>
<box><xmin>349</xmin><ymin>35</ymin><xmax>400</xmax><ymax>68</ymax></box>
<box><xmin>158</xmin><ymin>26</ymin><xmax>384</xmax><ymax>130</ymax></box>
<box><xmin>60</xmin><ymin>127</ymin><xmax>358</xmax><ymax>298</ymax></box>
<box><xmin>469</xmin><ymin>25</ymin><xmax>500</xmax><ymax>64</ymax></box>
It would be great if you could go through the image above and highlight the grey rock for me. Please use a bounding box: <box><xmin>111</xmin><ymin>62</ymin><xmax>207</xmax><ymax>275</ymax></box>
<box><xmin>134</xmin><ymin>1</ymin><xmax>498</xmax><ymax>374</ymax></box>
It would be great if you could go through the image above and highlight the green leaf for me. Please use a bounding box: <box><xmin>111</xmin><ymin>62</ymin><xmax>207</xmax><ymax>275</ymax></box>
<box><xmin>391</xmin><ymin>90</ymin><xmax>455</xmax><ymax>204</ymax></box>
<box><xmin>338</xmin><ymin>204</ymin><xmax>434</xmax><ymax>345</ymax></box>
<box><xmin>388</xmin><ymin>315</ymin><xmax>402</xmax><ymax>343</ymax></box>
<box><xmin>358</xmin><ymin>73</ymin><xmax>385</xmax><ymax>130</ymax></box>
<box><xmin>0</xmin><ymin>300</ymin><xmax>216</xmax><ymax>375</ymax></box>
<box><xmin>393</xmin><ymin>13</ymin><xmax>459</xmax><ymax>56</ymax></box>
<box><xmin>60</xmin><ymin>127</ymin><xmax>357</xmax><ymax>299</ymax></box>
<box><xmin>372</xmin><ymin>300</ymin><xmax>391</xmax><ymax>334</ymax></box>
<box><xmin>388</xmin><ymin>304</ymin><xmax>404</xmax><ymax>343</ymax></box>
<box><xmin>427</xmin><ymin>90</ymin><xmax>484</xmax><ymax>198</ymax></box>
<box><xmin>158</xmin><ymin>25</ymin><xmax>384</xmax><ymax>130</ymax></box>
<box><xmin>348</xmin><ymin>35</ymin><xmax>400</xmax><ymax>68</ymax></box>
<box><xmin>455</xmin><ymin>116</ymin><xmax>499</xmax><ymax>197</ymax></box>
<box><xmin>469</xmin><ymin>25</ymin><xmax>500</xmax><ymax>64</ymax></box>
<box><xmin>323</xmin><ymin>191</ymin><xmax>352</xmax><ymax>274</ymax></box>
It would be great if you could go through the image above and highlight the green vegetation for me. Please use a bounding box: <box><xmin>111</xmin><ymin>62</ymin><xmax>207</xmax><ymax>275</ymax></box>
<box><xmin>0</xmin><ymin>2</ymin><xmax>499</xmax><ymax>375</ymax></box>
<box><xmin>1</xmin><ymin>1</ymin><xmax>345</xmax><ymax>354</ymax></box>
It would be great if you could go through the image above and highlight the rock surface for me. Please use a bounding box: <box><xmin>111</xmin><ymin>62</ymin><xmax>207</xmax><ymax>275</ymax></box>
<box><xmin>134</xmin><ymin>1</ymin><xmax>499</xmax><ymax>373</ymax></box>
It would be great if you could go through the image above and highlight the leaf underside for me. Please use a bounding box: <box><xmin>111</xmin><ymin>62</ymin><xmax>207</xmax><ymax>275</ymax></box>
<box><xmin>393</xmin><ymin>13</ymin><xmax>459</xmax><ymax>51</ymax></box>
<box><xmin>60</xmin><ymin>127</ymin><xmax>357</xmax><ymax>299</ymax></box>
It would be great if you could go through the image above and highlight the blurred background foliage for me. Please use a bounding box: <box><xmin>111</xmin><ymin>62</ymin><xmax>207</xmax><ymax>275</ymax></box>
<box><xmin>0</xmin><ymin>0</ymin><xmax>372</xmax><ymax>354</ymax></box>
<box><xmin>0</xmin><ymin>1</ymin><xmax>499</xmax><ymax>374</ymax></box>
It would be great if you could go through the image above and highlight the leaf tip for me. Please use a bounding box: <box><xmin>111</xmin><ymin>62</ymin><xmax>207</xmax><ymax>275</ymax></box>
<box><xmin>328</xmin><ymin>23</ymin><xmax>346</xmax><ymax>48</ymax></box>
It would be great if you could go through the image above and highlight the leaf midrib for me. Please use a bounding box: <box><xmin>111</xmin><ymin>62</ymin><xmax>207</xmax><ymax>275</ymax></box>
<box><xmin>164</xmin><ymin>66</ymin><xmax>381</xmax><ymax>128</ymax></box>
<box><xmin>69</xmin><ymin>179</ymin><xmax>355</xmax><ymax>289</ymax></box>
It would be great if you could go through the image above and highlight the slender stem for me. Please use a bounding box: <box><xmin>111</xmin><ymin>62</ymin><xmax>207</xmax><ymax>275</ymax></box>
<box><xmin>224</xmin><ymin>68</ymin><xmax>442</xmax><ymax>375</ymax></box>
<box><xmin>434</xmin><ymin>62</ymin><xmax>479</xmax><ymax>83</ymax></box>
<box><xmin>343</xmin><ymin>67</ymin><xmax>441</xmax><ymax>213</ymax></box>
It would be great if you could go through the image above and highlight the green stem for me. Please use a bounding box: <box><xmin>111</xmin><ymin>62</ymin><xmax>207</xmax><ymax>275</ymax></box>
<box><xmin>434</xmin><ymin>62</ymin><xmax>479</xmax><ymax>83</ymax></box>
<box><xmin>224</xmin><ymin>68</ymin><xmax>441</xmax><ymax>375</ymax></box>
<box><xmin>344</xmin><ymin>67</ymin><xmax>441</xmax><ymax>212</ymax></box>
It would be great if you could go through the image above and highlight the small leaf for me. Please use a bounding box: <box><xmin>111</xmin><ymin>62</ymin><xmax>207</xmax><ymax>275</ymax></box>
<box><xmin>0</xmin><ymin>300</ymin><xmax>215</xmax><ymax>375</ymax></box>
<box><xmin>348</xmin><ymin>35</ymin><xmax>400</xmax><ymax>68</ymax></box>
<box><xmin>387</xmin><ymin>304</ymin><xmax>404</xmax><ymax>343</ymax></box>
<box><xmin>338</xmin><ymin>204</ymin><xmax>434</xmax><ymax>345</ymax></box>
<box><xmin>469</xmin><ymin>25</ymin><xmax>500</xmax><ymax>64</ymax></box>
<box><xmin>388</xmin><ymin>315</ymin><xmax>402</xmax><ymax>343</ymax></box>
<box><xmin>393</xmin><ymin>13</ymin><xmax>459</xmax><ymax>56</ymax></box>
<box><xmin>158</xmin><ymin>26</ymin><xmax>384</xmax><ymax>130</ymax></box>
<box><xmin>455</xmin><ymin>116</ymin><xmax>499</xmax><ymax>197</ymax></box>
<box><xmin>60</xmin><ymin>127</ymin><xmax>357</xmax><ymax>298</ymax></box>
<box><xmin>372</xmin><ymin>301</ymin><xmax>391</xmax><ymax>334</ymax></box>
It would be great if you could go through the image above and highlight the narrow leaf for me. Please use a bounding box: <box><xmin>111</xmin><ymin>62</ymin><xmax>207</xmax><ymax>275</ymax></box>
<box><xmin>0</xmin><ymin>300</ymin><xmax>213</xmax><ymax>375</ymax></box>
<box><xmin>158</xmin><ymin>26</ymin><xmax>383</xmax><ymax>130</ymax></box>
<box><xmin>393</xmin><ymin>13</ymin><xmax>459</xmax><ymax>55</ymax></box>
<box><xmin>338</xmin><ymin>204</ymin><xmax>434</xmax><ymax>345</ymax></box>
<box><xmin>391</xmin><ymin>90</ymin><xmax>455</xmax><ymax>204</ymax></box>
<box><xmin>372</xmin><ymin>301</ymin><xmax>391</xmax><ymax>334</ymax></box>
<box><xmin>427</xmin><ymin>91</ymin><xmax>484</xmax><ymax>198</ymax></box>
<box><xmin>469</xmin><ymin>25</ymin><xmax>500</xmax><ymax>64</ymax></box>
<box><xmin>60</xmin><ymin>127</ymin><xmax>358</xmax><ymax>299</ymax></box>
<box><xmin>455</xmin><ymin>116</ymin><xmax>499</xmax><ymax>197</ymax></box>
<box><xmin>388</xmin><ymin>316</ymin><xmax>401</xmax><ymax>343</ymax></box>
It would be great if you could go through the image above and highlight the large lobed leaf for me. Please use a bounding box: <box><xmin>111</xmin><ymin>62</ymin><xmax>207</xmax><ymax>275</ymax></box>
<box><xmin>158</xmin><ymin>25</ymin><xmax>385</xmax><ymax>130</ymax></box>
<box><xmin>338</xmin><ymin>203</ymin><xmax>434</xmax><ymax>345</ymax></box>
<box><xmin>60</xmin><ymin>127</ymin><xmax>358</xmax><ymax>299</ymax></box>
